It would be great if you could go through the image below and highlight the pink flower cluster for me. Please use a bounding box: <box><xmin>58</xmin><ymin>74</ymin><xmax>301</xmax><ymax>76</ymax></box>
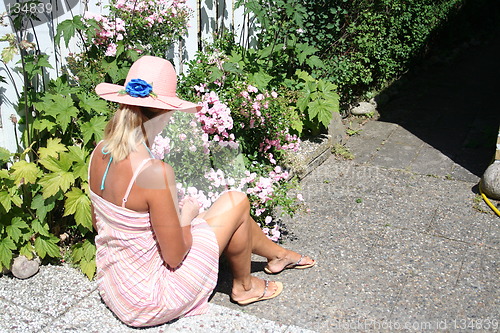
<box><xmin>151</xmin><ymin>135</ymin><xmax>171</xmax><ymax>159</ymax></box>
<box><xmin>196</xmin><ymin>91</ymin><xmax>237</xmax><ymax>147</ymax></box>
<box><xmin>114</xmin><ymin>0</ymin><xmax>189</xmax><ymax>27</ymax></box>
<box><xmin>244</xmin><ymin>166</ymin><xmax>289</xmax><ymax>215</ymax></box>
<box><xmin>260</xmin><ymin>133</ymin><xmax>300</xmax><ymax>154</ymax></box>
<box><xmin>239</xmin><ymin>85</ymin><xmax>274</xmax><ymax>128</ymax></box>
<box><xmin>83</xmin><ymin>13</ymin><xmax>126</xmax><ymax>56</ymax></box>
<box><xmin>83</xmin><ymin>0</ymin><xmax>191</xmax><ymax>56</ymax></box>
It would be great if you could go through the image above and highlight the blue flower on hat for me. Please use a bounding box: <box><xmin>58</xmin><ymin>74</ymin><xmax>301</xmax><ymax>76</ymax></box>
<box><xmin>125</xmin><ymin>79</ymin><xmax>154</xmax><ymax>98</ymax></box>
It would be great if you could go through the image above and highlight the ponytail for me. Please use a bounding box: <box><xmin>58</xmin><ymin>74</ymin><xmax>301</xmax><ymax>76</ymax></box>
<box><xmin>103</xmin><ymin>104</ymin><xmax>146</xmax><ymax>161</ymax></box>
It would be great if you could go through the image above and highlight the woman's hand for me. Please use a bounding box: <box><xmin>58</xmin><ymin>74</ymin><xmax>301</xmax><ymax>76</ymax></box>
<box><xmin>179</xmin><ymin>196</ymin><xmax>200</xmax><ymax>227</ymax></box>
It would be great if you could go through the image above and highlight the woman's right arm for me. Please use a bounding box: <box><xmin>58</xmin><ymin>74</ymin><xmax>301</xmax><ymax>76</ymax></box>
<box><xmin>144</xmin><ymin>162</ymin><xmax>193</xmax><ymax>268</ymax></box>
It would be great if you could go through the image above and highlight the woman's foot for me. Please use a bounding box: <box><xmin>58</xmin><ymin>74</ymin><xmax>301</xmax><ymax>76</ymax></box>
<box><xmin>264</xmin><ymin>250</ymin><xmax>316</xmax><ymax>274</ymax></box>
<box><xmin>231</xmin><ymin>276</ymin><xmax>283</xmax><ymax>305</ymax></box>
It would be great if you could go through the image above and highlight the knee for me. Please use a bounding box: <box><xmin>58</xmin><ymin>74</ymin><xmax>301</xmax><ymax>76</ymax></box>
<box><xmin>221</xmin><ymin>190</ymin><xmax>250</xmax><ymax>212</ymax></box>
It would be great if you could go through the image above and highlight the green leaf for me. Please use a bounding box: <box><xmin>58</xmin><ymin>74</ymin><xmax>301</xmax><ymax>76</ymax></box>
<box><xmin>0</xmin><ymin>147</ymin><xmax>11</xmax><ymax>163</ymax></box>
<box><xmin>33</xmin><ymin>118</ymin><xmax>56</xmax><ymax>132</ymax></box>
<box><xmin>34</xmin><ymin>235</ymin><xmax>60</xmax><ymax>259</ymax></box>
<box><xmin>32</xmin><ymin>219</ymin><xmax>50</xmax><ymax>237</ymax></box>
<box><xmin>31</xmin><ymin>194</ymin><xmax>55</xmax><ymax>223</ymax></box>
<box><xmin>0</xmin><ymin>237</ymin><xmax>15</xmax><ymax>269</ymax></box>
<box><xmin>82</xmin><ymin>240</ymin><xmax>96</xmax><ymax>261</ymax></box>
<box><xmin>56</xmin><ymin>16</ymin><xmax>85</xmax><ymax>47</ymax></box>
<box><xmin>67</xmin><ymin>146</ymin><xmax>89</xmax><ymax>181</ymax></box>
<box><xmin>78</xmin><ymin>93</ymin><xmax>108</xmax><ymax>113</ymax></box>
<box><xmin>80</xmin><ymin>257</ymin><xmax>96</xmax><ymax>280</ymax></box>
<box><xmin>248</xmin><ymin>71</ymin><xmax>273</xmax><ymax>89</ymax></box>
<box><xmin>80</xmin><ymin>116</ymin><xmax>107</xmax><ymax>146</ymax></box>
<box><xmin>10</xmin><ymin>160</ymin><xmax>40</xmax><ymax>185</ymax></box>
<box><xmin>19</xmin><ymin>243</ymin><xmax>35</xmax><ymax>260</ymax></box>
<box><xmin>305</xmin><ymin>55</ymin><xmax>324</xmax><ymax>69</ymax></box>
<box><xmin>6</xmin><ymin>217</ymin><xmax>29</xmax><ymax>242</ymax></box>
<box><xmin>39</xmin><ymin>95</ymin><xmax>79</xmax><ymax>133</ymax></box>
<box><xmin>64</xmin><ymin>187</ymin><xmax>92</xmax><ymax>230</ymax></box>
<box><xmin>39</xmin><ymin>171</ymin><xmax>75</xmax><ymax>198</ymax></box>
<box><xmin>309</xmin><ymin>99</ymin><xmax>334</xmax><ymax>127</ymax></box>
<box><xmin>71</xmin><ymin>242</ymin><xmax>84</xmax><ymax>263</ymax></box>
<box><xmin>0</xmin><ymin>191</ymin><xmax>11</xmax><ymax>212</ymax></box>
<box><xmin>38</xmin><ymin>138</ymin><xmax>67</xmax><ymax>160</ymax></box>
<box><xmin>208</xmin><ymin>67</ymin><xmax>224</xmax><ymax>82</ymax></box>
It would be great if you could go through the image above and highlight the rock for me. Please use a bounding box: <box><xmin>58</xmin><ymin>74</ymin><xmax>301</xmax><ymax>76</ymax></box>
<box><xmin>481</xmin><ymin>163</ymin><xmax>500</xmax><ymax>200</ymax></box>
<box><xmin>11</xmin><ymin>255</ymin><xmax>41</xmax><ymax>279</ymax></box>
<box><xmin>350</xmin><ymin>102</ymin><xmax>376</xmax><ymax>116</ymax></box>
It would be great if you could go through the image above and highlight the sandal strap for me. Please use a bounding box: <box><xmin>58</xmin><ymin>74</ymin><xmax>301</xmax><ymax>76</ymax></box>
<box><xmin>294</xmin><ymin>254</ymin><xmax>305</xmax><ymax>266</ymax></box>
<box><xmin>259</xmin><ymin>280</ymin><xmax>269</xmax><ymax>299</ymax></box>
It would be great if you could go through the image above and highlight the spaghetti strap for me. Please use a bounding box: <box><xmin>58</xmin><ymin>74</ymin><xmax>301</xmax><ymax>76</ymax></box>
<box><xmin>122</xmin><ymin>158</ymin><xmax>154</xmax><ymax>207</ymax></box>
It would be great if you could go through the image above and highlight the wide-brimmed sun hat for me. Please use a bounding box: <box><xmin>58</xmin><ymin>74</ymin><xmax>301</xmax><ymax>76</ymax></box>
<box><xmin>95</xmin><ymin>56</ymin><xmax>201</xmax><ymax>113</ymax></box>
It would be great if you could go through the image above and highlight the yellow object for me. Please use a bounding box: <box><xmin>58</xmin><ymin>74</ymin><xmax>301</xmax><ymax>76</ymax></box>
<box><xmin>479</xmin><ymin>181</ymin><xmax>500</xmax><ymax>217</ymax></box>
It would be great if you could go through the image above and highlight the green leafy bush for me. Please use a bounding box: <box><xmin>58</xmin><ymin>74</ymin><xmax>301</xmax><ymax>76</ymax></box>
<box><xmin>240</xmin><ymin>0</ymin><xmax>465</xmax><ymax>103</ymax></box>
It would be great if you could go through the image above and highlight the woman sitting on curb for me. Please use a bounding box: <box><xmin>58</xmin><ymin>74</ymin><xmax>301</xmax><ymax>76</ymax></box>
<box><xmin>88</xmin><ymin>55</ymin><xmax>315</xmax><ymax>327</ymax></box>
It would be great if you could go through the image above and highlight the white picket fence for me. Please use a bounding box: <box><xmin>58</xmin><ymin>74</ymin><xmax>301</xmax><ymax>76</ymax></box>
<box><xmin>0</xmin><ymin>0</ymin><xmax>255</xmax><ymax>153</ymax></box>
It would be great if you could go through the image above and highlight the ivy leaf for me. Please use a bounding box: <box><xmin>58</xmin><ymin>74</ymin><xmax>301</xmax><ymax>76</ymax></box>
<box><xmin>0</xmin><ymin>237</ymin><xmax>16</xmax><ymax>269</ymax></box>
<box><xmin>64</xmin><ymin>187</ymin><xmax>92</xmax><ymax>230</ymax></box>
<box><xmin>80</xmin><ymin>116</ymin><xmax>107</xmax><ymax>146</ymax></box>
<box><xmin>10</xmin><ymin>160</ymin><xmax>41</xmax><ymax>185</ymax></box>
<box><xmin>38</xmin><ymin>138</ymin><xmax>67</xmax><ymax>160</ymax></box>
<box><xmin>6</xmin><ymin>217</ymin><xmax>29</xmax><ymax>243</ymax></box>
<box><xmin>34</xmin><ymin>235</ymin><xmax>60</xmax><ymax>259</ymax></box>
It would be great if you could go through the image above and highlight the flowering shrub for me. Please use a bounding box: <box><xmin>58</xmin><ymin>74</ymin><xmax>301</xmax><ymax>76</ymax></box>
<box><xmin>153</xmin><ymin>109</ymin><xmax>302</xmax><ymax>241</ymax></box>
<box><xmin>162</xmin><ymin>48</ymin><xmax>305</xmax><ymax>237</ymax></box>
<box><xmin>83</xmin><ymin>0</ymin><xmax>192</xmax><ymax>58</ymax></box>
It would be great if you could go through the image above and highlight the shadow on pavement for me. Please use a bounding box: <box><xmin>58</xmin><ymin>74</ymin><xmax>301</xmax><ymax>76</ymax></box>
<box><xmin>376</xmin><ymin>7</ymin><xmax>500</xmax><ymax>178</ymax></box>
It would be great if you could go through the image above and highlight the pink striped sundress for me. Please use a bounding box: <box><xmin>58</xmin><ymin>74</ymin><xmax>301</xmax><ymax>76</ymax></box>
<box><xmin>89</xmin><ymin>155</ymin><xmax>219</xmax><ymax>327</ymax></box>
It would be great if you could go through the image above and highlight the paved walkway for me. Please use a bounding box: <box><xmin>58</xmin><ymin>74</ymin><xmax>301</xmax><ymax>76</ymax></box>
<box><xmin>1</xmin><ymin>19</ymin><xmax>499</xmax><ymax>333</ymax></box>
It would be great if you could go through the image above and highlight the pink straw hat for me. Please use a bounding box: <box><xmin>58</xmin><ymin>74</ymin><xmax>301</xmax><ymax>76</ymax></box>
<box><xmin>95</xmin><ymin>56</ymin><xmax>201</xmax><ymax>113</ymax></box>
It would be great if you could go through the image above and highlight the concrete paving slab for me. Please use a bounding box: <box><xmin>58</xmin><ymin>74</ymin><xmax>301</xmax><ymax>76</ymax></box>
<box><xmin>408</xmin><ymin>145</ymin><xmax>456</xmax><ymax>177</ymax></box>
<box><xmin>369</xmin><ymin>139</ymin><xmax>421</xmax><ymax>171</ymax></box>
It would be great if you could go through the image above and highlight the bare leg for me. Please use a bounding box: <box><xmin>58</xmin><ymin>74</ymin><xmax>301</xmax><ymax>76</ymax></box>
<box><xmin>248</xmin><ymin>215</ymin><xmax>315</xmax><ymax>274</ymax></box>
<box><xmin>199</xmin><ymin>191</ymin><xmax>280</xmax><ymax>302</ymax></box>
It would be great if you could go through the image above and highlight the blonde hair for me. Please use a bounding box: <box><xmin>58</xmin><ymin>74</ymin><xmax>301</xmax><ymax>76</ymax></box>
<box><xmin>103</xmin><ymin>104</ymin><xmax>146</xmax><ymax>161</ymax></box>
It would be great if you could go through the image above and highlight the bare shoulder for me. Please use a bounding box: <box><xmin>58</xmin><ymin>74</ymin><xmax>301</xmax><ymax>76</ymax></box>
<box><xmin>135</xmin><ymin>160</ymin><xmax>175</xmax><ymax>190</ymax></box>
